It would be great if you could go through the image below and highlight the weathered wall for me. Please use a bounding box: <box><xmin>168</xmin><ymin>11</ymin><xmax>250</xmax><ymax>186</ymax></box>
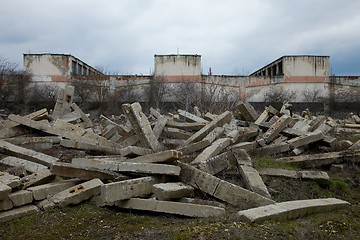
<box><xmin>154</xmin><ymin>55</ymin><xmax>201</xmax><ymax>81</ymax></box>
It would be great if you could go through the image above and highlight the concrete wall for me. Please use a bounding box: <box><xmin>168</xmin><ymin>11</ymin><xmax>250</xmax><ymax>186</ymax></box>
<box><xmin>154</xmin><ymin>54</ymin><xmax>202</xmax><ymax>81</ymax></box>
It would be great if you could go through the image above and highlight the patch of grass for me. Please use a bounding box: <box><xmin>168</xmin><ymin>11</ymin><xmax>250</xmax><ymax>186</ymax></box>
<box><xmin>252</xmin><ymin>156</ymin><xmax>298</xmax><ymax>170</ymax></box>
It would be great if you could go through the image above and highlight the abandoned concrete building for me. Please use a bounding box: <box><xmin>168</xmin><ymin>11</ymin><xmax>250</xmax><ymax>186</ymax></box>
<box><xmin>23</xmin><ymin>53</ymin><xmax>360</xmax><ymax>111</ymax></box>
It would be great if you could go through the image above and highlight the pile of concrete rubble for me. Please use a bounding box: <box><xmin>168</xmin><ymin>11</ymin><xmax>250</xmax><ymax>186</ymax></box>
<box><xmin>0</xmin><ymin>85</ymin><xmax>359</xmax><ymax>223</ymax></box>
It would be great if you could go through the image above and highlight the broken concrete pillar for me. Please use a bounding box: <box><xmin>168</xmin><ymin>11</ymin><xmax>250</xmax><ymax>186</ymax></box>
<box><xmin>69</xmin><ymin>103</ymin><xmax>93</xmax><ymax>128</ymax></box>
<box><xmin>237</xmin><ymin>198</ymin><xmax>350</xmax><ymax>223</ymax></box>
<box><xmin>127</xmin><ymin>150</ymin><xmax>183</xmax><ymax>163</ymax></box>
<box><xmin>166</xmin><ymin>121</ymin><xmax>207</xmax><ymax>131</ymax></box>
<box><xmin>152</xmin><ymin>182</ymin><xmax>194</xmax><ymax>200</ymax></box>
<box><xmin>203</xmin><ymin>127</ymin><xmax>225</xmax><ymax>143</ymax></box>
<box><xmin>162</xmin><ymin>127</ymin><xmax>192</xmax><ymax>140</ymax></box>
<box><xmin>8</xmin><ymin>190</ymin><xmax>33</xmax><ymax>207</ymax></box>
<box><xmin>52</xmin><ymin>85</ymin><xmax>74</xmax><ymax>119</ymax></box>
<box><xmin>191</xmin><ymin>138</ymin><xmax>231</xmax><ymax>165</ymax></box>
<box><xmin>0</xmin><ymin>205</ymin><xmax>39</xmax><ymax>223</ymax></box>
<box><xmin>115</xmin><ymin>198</ymin><xmax>226</xmax><ymax>218</ymax></box>
<box><xmin>1</xmin><ymin>156</ymin><xmax>48</xmax><ymax>173</ymax></box>
<box><xmin>27</xmin><ymin>180</ymin><xmax>79</xmax><ymax>201</ymax></box>
<box><xmin>176</xmin><ymin>139</ymin><xmax>211</xmax><ymax>155</ymax></box>
<box><xmin>178</xmin><ymin>161</ymin><xmax>275</xmax><ymax>209</ymax></box>
<box><xmin>298</xmin><ymin>170</ymin><xmax>330</xmax><ymax>183</ymax></box>
<box><xmin>238</xmin><ymin>165</ymin><xmax>271</xmax><ymax>199</ymax></box>
<box><xmin>0</xmin><ymin>172</ymin><xmax>22</xmax><ymax>189</ymax></box>
<box><xmin>50</xmin><ymin>162</ymin><xmax>127</xmax><ymax>181</ymax></box>
<box><xmin>287</xmin><ymin>132</ymin><xmax>324</xmax><ymax>149</ymax></box>
<box><xmin>152</xmin><ymin>116</ymin><xmax>168</xmax><ymax>139</ymax></box>
<box><xmin>178</xmin><ymin>109</ymin><xmax>208</xmax><ymax>123</ymax></box>
<box><xmin>183</xmin><ymin>111</ymin><xmax>232</xmax><ymax>145</ymax></box>
<box><xmin>237</xmin><ymin>101</ymin><xmax>259</xmax><ymax>122</ymax></box>
<box><xmin>0</xmin><ymin>182</ymin><xmax>11</xmax><ymax>200</ymax></box>
<box><xmin>43</xmin><ymin>178</ymin><xmax>103</xmax><ymax>208</ymax></box>
<box><xmin>0</xmin><ymin>140</ymin><xmax>58</xmax><ymax>167</ymax></box>
<box><xmin>122</xmin><ymin>102</ymin><xmax>162</xmax><ymax>152</ymax></box>
<box><xmin>261</xmin><ymin>115</ymin><xmax>292</xmax><ymax>144</ymax></box>
<box><xmin>255</xmin><ymin>142</ymin><xmax>291</xmax><ymax>155</ymax></box>
<box><xmin>0</xmin><ymin>198</ymin><xmax>13</xmax><ymax>211</ymax></box>
<box><xmin>258</xmin><ymin>168</ymin><xmax>299</xmax><ymax>178</ymax></box>
<box><xmin>71</xmin><ymin>157</ymin><xmax>181</xmax><ymax>176</ymax></box>
<box><xmin>100</xmin><ymin>176</ymin><xmax>161</xmax><ymax>206</ymax></box>
<box><xmin>21</xmin><ymin>169</ymin><xmax>55</xmax><ymax>189</ymax></box>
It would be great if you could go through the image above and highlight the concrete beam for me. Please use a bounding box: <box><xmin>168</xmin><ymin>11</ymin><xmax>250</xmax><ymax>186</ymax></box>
<box><xmin>183</xmin><ymin>111</ymin><xmax>232</xmax><ymax>145</ymax></box>
<box><xmin>191</xmin><ymin>138</ymin><xmax>231</xmax><ymax>165</ymax></box>
<box><xmin>237</xmin><ymin>198</ymin><xmax>350</xmax><ymax>223</ymax></box>
<box><xmin>152</xmin><ymin>182</ymin><xmax>194</xmax><ymax>200</ymax></box>
<box><xmin>100</xmin><ymin>176</ymin><xmax>161</xmax><ymax>205</ymax></box>
<box><xmin>115</xmin><ymin>198</ymin><xmax>225</xmax><ymax>218</ymax></box>
<box><xmin>177</xmin><ymin>139</ymin><xmax>211</xmax><ymax>155</ymax></box>
<box><xmin>127</xmin><ymin>150</ymin><xmax>183</xmax><ymax>163</ymax></box>
<box><xmin>177</xmin><ymin>109</ymin><xmax>208</xmax><ymax>123</ymax></box>
<box><xmin>287</xmin><ymin>132</ymin><xmax>324</xmax><ymax>149</ymax></box>
<box><xmin>8</xmin><ymin>190</ymin><xmax>33</xmax><ymax>207</ymax></box>
<box><xmin>0</xmin><ymin>182</ymin><xmax>11</xmax><ymax>200</ymax></box>
<box><xmin>238</xmin><ymin>165</ymin><xmax>271</xmax><ymax>199</ymax></box>
<box><xmin>162</xmin><ymin>127</ymin><xmax>192</xmax><ymax>140</ymax></box>
<box><xmin>0</xmin><ymin>172</ymin><xmax>22</xmax><ymax>189</ymax></box>
<box><xmin>0</xmin><ymin>205</ymin><xmax>39</xmax><ymax>223</ymax></box>
<box><xmin>1</xmin><ymin>156</ymin><xmax>48</xmax><ymax>173</ymax></box>
<box><xmin>237</xmin><ymin>101</ymin><xmax>259</xmax><ymax>122</ymax></box>
<box><xmin>261</xmin><ymin>115</ymin><xmax>292</xmax><ymax>144</ymax></box>
<box><xmin>0</xmin><ymin>140</ymin><xmax>58</xmax><ymax>167</ymax></box>
<box><xmin>52</xmin><ymin>85</ymin><xmax>74</xmax><ymax>119</ymax></box>
<box><xmin>21</xmin><ymin>169</ymin><xmax>55</xmax><ymax>189</ymax></box>
<box><xmin>27</xmin><ymin>179</ymin><xmax>80</xmax><ymax>201</ymax></box>
<box><xmin>178</xmin><ymin>161</ymin><xmax>275</xmax><ymax>209</ymax></box>
<box><xmin>50</xmin><ymin>162</ymin><xmax>128</xmax><ymax>181</ymax></box>
<box><xmin>152</xmin><ymin>116</ymin><xmax>168</xmax><ymax>140</ymax></box>
<box><xmin>122</xmin><ymin>102</ymin><xmax>162</xmax><ymax>152</ymax></box>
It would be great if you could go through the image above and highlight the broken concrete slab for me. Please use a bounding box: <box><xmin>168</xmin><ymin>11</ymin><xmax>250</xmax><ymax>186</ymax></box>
<box><xmin>183</xmin><ymin>111</ymin><xmax>232</xmax><ymax>145</ymax></box>
<box><xmin>152</xmin><ymin>182</ymin><xmax>194</xmax><ymax>200</ymax></box>
<box><xmin>203</xmin><ymin>127</ymin><xmax>225</xmax><ymax>143</ymax></box>
<box><xmin>258</xmin><ymin>168</ymin><xmax>299</xmax><ymax>179</ymax></box>
<box><xmin>127</xmin><ymin>150</ymin><xmax>183</xmax><ymax>163</ymax></box>
<box><xmin>236</xmin><ymin>101</ymin><xmax>259</xmax><ymax>122</ymax></box>
<box><xmin>152</xmin><ymin>116</ymin><xmax>168</xmax><ymax>140</ymax></box>
<box><xmin>191</xmin><ymin>138</ymin><xmax>231</xmax><ymax>165</ymax></box>
<box><xmin>162</xmin><ymin>127</ymin><xmax>192</xmax><ymax>140</ymax></box>
<box><xmin>176</xmin><ymin>139</ymin><xmax>211</xmax><ymax>155</ymax></box>
<box><xmin>0</xmin><ymin>198</ymin><xmax>13</xmax><ymax>211</ymax></box>
<box><xmin>0</xmin><ymin>205</ymin><xmax>39</xmax><ymax>223</ymax></box>
<box><xmin>69</xmin><ymin>103</ymin><xmax>93</xmax><ymax>128</ymax></box>
<box><xmin>21</xmin><ymin>169</ymin><xmax>55</xmax><ymax>189</ymax></box>
<box><xmin>238</xmin><ymin>165</ymin><xmax>271</xmax><ymax>199</ymax></box>
<box><xmin>255</xmin><ymin>142</ymin><xmax>291</xmax><ymax>155</ymax></box>
<box><xmin>178</xmin><ymin>197</ymin><xmax>226</xmax><ymax>209</ymax></box>
<box><xmin>197</xmin><ymin>151</ymin><xmax>233</xmax><ymax>175</ymax></box>
<box><xmin>1</xmin><ymin>156</ymin><xmax>48</xmax><ymax>173</ymax></box>
<box><xmin>0</xmin><ymin>182</ymin><xmax>11</xmax><ymax>200</ymax></box>
<box><xmin>8</xmin><ymin>190</ymin><xmax>33</xmax><ymax>207</ymax></box>
<box><xmin>115</xmin><ymin>198</ymin><xmax>226</xmax><ymax>218</ymax></box>
<box><xmin>166</xmin><ymin>121</ymin><xmax>207</xmax><ymax>131</ymax></box>
<box><xmin>60</xmin><ymin>139</ymin><xmax>152</xmax><ymax>156</ymax></box>
<box><xmin>50</xmin><ymin>162</ymin><xmax>128</xmax><ymax>181</ymax></box>
<box><xmin>43</xmin><ymin>178</ymin><xmax>103</xmax><ymax>209</ymax></box>
<box><xmin>0</xmin><ymin>172</ymin><xmax>22</xmax><ymax>189</ymax></box>
<box><xmin>0</xmin><ymin>139</ymin><xmax>58</xmax><ymax>167</ymax></box>
<box><xmin>178</xmin><ymin>161</ymin><xmax>275</xmax><ymax>209</ymax></box>
<box><xmin>237</xmin><ymin>198</ymin><xmax>350</xmax><ymax>223</ymax></box>
<box><xmin>51</xmin><ymin>85</ymin><xmax>74</xmax><ymax>120</ymax></box>
<box><xmin>122</xmin><ymin>102</ymin><xmax>162</xmax><ymax>152</ymax></box>
<box><xmin>261</xmin><ymin>115</ymin><xmax>292</xmax><ymax>144</ymax></box>
<box><xmin>177</xmin><ymin>109</ymin><xmax>208</xmax><ymax>123</ymax></box>
<box><xmin>227</xmin><ymin>141</ymin><xmax>256</xmax><ymax>153</ymax></box>
<box><xmin>71</xmin><ymin>158</ymin><xmax>181</xmax><ymax>176</ymax></box>
<box><xmin>100</xmin><ymin>176</ymin><xmax>161</xmax><ymax>206</ymax></box>
<box><xmin>4</xmin><ymin>136</ymin><xmax>61</xmax><ymax>151</ymax></box>
<box><xmin>287</xmin><ymin>132</ymin><xmax>324</xmax><ymax>149</ymax></box>
<box><xmin>276</xmin><ymin>150</ymin><xmax>360</xmax><ymax>168</ymax></box>
<box><xmin>298</xmin><ymin>170</ymin><xmax>330</xmax><ymax>183</ymax></box>
<box><xmin>28</xmin><ymin>179</ymin><xmax>80</xmax><ymax>201</ymax></box>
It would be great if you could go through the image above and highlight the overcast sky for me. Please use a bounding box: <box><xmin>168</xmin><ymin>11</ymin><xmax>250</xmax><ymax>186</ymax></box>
<box><xmin>1</xmin><ymin>0</ymin><xmax>360</xmax><ymax>75</ymax></box>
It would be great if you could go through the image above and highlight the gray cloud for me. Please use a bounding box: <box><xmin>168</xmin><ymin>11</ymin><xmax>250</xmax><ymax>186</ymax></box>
<box><xmin>1</xmin><ymin>0</ymin><xmax>359</xmax><ymax>75</ymax></box>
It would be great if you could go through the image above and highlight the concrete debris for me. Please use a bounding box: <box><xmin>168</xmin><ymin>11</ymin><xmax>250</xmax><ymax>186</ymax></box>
<box><xmin>0</xmin><ymin>94</ymin><xmax>356</xmax><ymax>222</ymax></box>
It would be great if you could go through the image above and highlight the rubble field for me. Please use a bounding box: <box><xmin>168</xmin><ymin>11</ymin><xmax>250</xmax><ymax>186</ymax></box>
<box><xmin>0</xmin><ymin>85</ymin><xmax>359</xmax><ymax>239</ymax></box>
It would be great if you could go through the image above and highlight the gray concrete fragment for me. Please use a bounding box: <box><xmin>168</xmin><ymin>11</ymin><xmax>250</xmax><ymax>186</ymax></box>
<box><xmin>0</xmin><ymin>205</ymin><xmax>39</xmax><ymax>223</ymax></box>
<box><xmin>1</xmin><ymin>156</ymin><xmax>48</xmax><ymax>173</ymax></box>
<box><xmin>28</xmin><ymin>180</ymin><xmax>80</xmax><ymax>201</ymax></box>
<box><xmin>51</xmin><ymin>162</ymin><xmax>127</xmax><ymax>181</ymax></box>
<box><xmin>52</xmin><ymin>85</ymin><xmax>74</xmax><ymax>119</ymax></box>
<box><xmin>0</xmin><ymin>139</ymin><xmax>58</xmax><ymax>167</ymax></box>
<box><xmin>238</xmin><ymin>165</ymin><xmax>271</xmax><ymax>198</ymax></box>
<box><xmin>162</xmin><ymin>127</ymin><xmax>192</xmax><ymax>139</ymax></box>
<box><xmin>298</xmin><ymin>170</ymin><xmax>330</xmax><ymax>182</ymax></box>
<box><xmin>262</xmin><ymin>115</ymin><xmax>292</xmax><ymax>143</ymax></box>
<box><xmin>0</xmin><ymin>198</ymin><xmax>13</xmax><ymax>211</ymax></box>
<box><xmin>46</xmin><ymin>178</ymin><xmax>103</xmax><ymax>208</ymax></box>
<box><xmin>191</xmin><ymin>138</ymin><xmax>231</xmax><ymax>165</ymax></box>
<box><xmin>152</xmin><ymin>182</ymin><xmax>194</xmax><ymax>200</ymax></box>
<box><xmin>0</xmin><ymin>182</ymin><xmax>11</xmax><ymax>200</ymax></box>
<box><xmin>8</xmin><ymin>190</ymin><xmax>33</xmax><ymax>207</ymax></box>
<box><xmin>21</xmin><ymin>169</ymin><xmax>55</xmax><ymax>189</ymax></box>
<box><xmin>178</xmin><ymin>161</ymin><xmax>275</xmax><ymax>209</ymax></box>
<box><xmin>0</xmin><ymin>172</ymin><xmax>21</xmax><ymax>189</ymax></box>
<box><xmin>127</xmin><ymin>150</ymin><xmax>183</xmax><ymax>163</ymax></box>
<box><xmin>184</xmin><ymin>111</ymin><xmax>232</xmax><ymax>145</ymax></box>
<box><xmin>237</xmin><ymin>198</ymin><xmax>350</xmax><ymax>223</ymax></box>
<box><xmin>100</xmin><ymin>176</ymin><xmax>161</xmax><ymax>205</ymax></box>
<box><xmin>287</xmin><ymin>132</ymin><xmax>324</xmax><ymax>149</ymax></box>
<box><xmin>177</xmin><ymin>139</ymin><xmax>211</xmax><ymax>155</ymax></box>
<box><xmin>237</xmin><ymin>101</ymin><xmax>259</xmax><ymax>122</ymax></box>
<box><xmin>255</xmin><ymin>142</ymin><xmax>291</xmax><ymax>155</ymax></box>
<box><xmin>178</xmin><ymin>109</ymin><xmax>208</xmax><ymax>123</ymax></box>
<box><xmin>122</xmin><ymin>102</ymin><xmax>162</xmax><ymax>152</ymax></box>
<box><xmin>203</xmin><ymin>127</ymin><xmax>225</xmax><ymax>143</ymax></box>
<box><xmin>258</xmin><ymin>168</ymin><xmax>298</xmax><ymax>178</ymax></box>
<box><xmin>115</xmin><ymin>198</ymin><xmax>226</xmax><ymax>218</ymax></box>
<box><xmin>152</xmin><ymin>116</ymin><xmax>168</xmax><ymax>139</ymax></box>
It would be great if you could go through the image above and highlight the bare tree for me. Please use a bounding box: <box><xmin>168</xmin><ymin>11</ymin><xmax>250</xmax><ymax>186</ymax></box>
<box><xmin>263</xmin><ymin>86</ymin><xmax>297</xmax><ymax>105</ymax></box>
<box><xmin>170</xmin><ymin>81</ymin><xmax>201</xmax><ymax>112</ymax></box>
<box><xmin>28</xmin><ymin>83</ymin><xmax>59</xmax><ymax>109</ymax></box>
<box><xmin>302</xmin><ymin>87</ymin><xmax>324</xmax><ymax>102</ymax></box>
<box><xmin>149</xmin><ymin>76</ymin><xmax>170</xmax><ymax>110</ymax></box>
